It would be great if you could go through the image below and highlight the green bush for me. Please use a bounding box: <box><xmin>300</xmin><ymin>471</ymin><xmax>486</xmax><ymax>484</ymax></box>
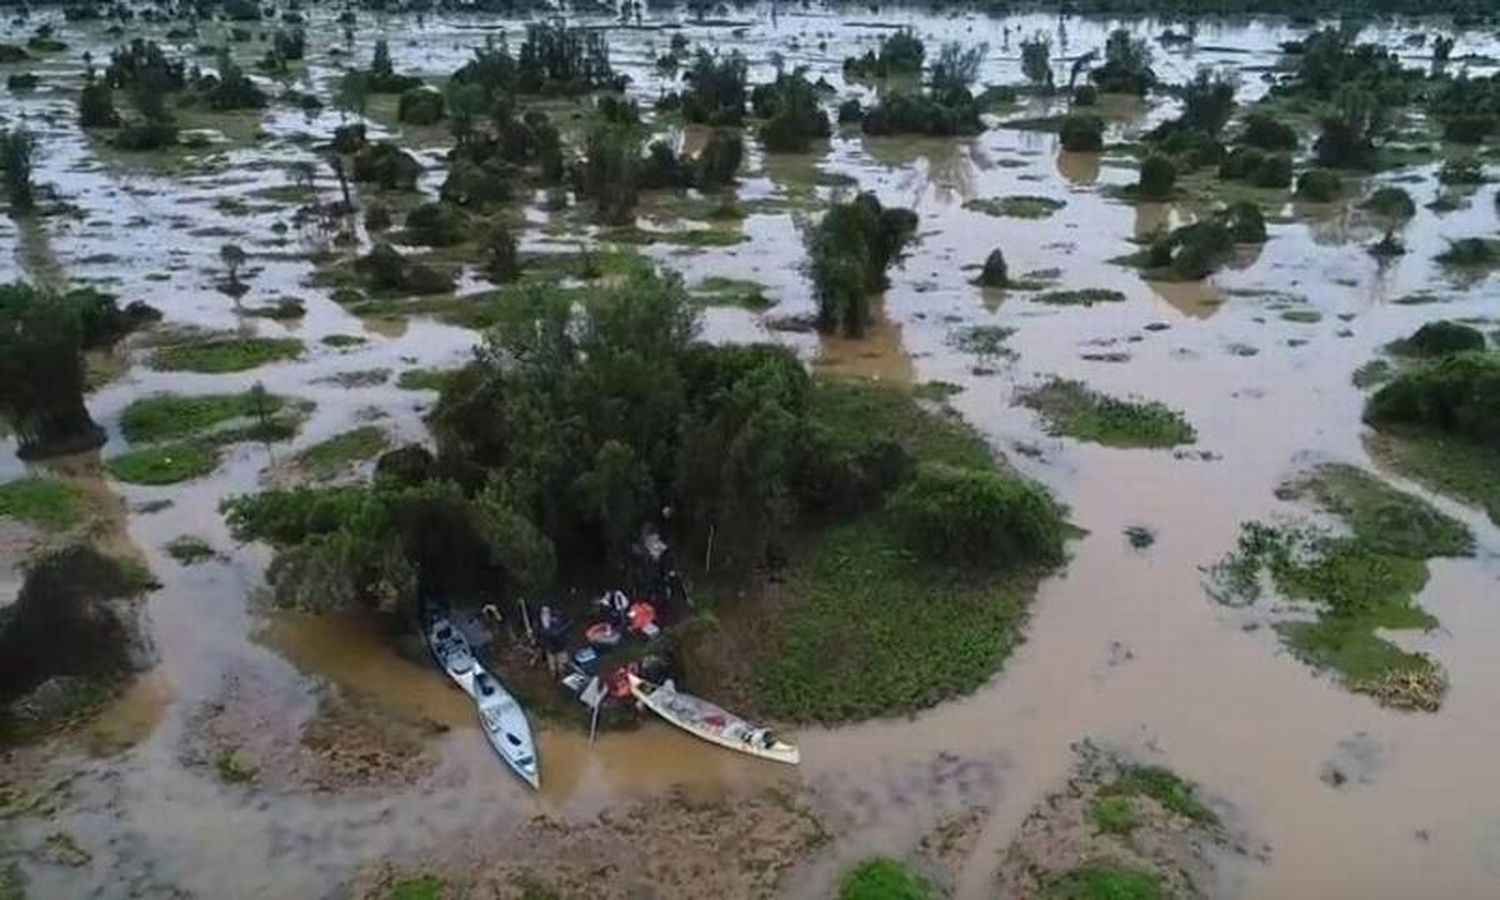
<box><xmin>1393</xmin><ymin>321</ymin><xmax>1485</xmax><ymax>357</ymax></box>
<box><xmin>1047</xmin><ymin>863</ymin><xmax>1163</xmax><ymax>900</ymax></box>
<box><xmin>1239</xmin><ymin>112</ymin><xmax>1298</xmax><ymax>150</ymax></box>
<box><xmin>350</xmin><ymin>142</ymin><xmax>421</xmax><ymax>190</ymax></box>
<box><xmin>1365</xmin><ymin>351</ymin><xmax>1500</xmax><ymax>446</ymax></box>
<box><xmin>888</xmin><ymin>462</ymin><xmax>1065</xmax><ymax>568</ymax></box>
<box><xmin>1221</xmin><ymin>201</ymin><xmax>1267</xmax><ymax>243</ymax></box>
<box><xmin>1295</xmin><ymin>168</ymin><xmax>1343</xmax><ymax>202</ymax></box>
<box><xmin>403</xmin><ymin>202</ymin><xmax>468</xmax><ymax>247</ymax></box>
<box><xmin>1362</xmin><ymin>186</ymin><xmax>1416</xmax><ymax>221</ymax></box>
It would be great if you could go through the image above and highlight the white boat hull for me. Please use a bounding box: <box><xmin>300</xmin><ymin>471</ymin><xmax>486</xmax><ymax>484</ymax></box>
<box><xmin>628</xmin><ymin>674</ymin><xmax>799</xmax><ymax>765</ymax></box>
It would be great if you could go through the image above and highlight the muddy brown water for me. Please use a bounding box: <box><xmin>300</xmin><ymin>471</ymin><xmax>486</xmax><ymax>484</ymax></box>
<box><xmin>3</xmin><ymin>7</ymin><xmax>1500</xmax><ymax>899</ymax></box>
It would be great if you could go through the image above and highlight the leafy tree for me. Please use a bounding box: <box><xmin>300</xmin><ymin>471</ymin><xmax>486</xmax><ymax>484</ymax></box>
<box><xmin>1021</xmin><ymin>34</ymin><xmax>1053</xmax><ymax>93</ymax></box>
<box><xmin>1091</xmin><ymin>29</ymin><xmax>1155</xmax><ymax>95</ymax></box>
<box><xmin>1178</xmin><ymin>68</ymin><xmax>1237</xmax><ymax>136</ymax></box>
<box><xmin>1315</xmin><ymin>87</ymin><xmax>1385</xmax><ymax>169</ymax></box>
<box><xmin>219</xmin><ymin>243</ymin><xmax>248</xmax><ymax>296</ymax></box>
<box><xmin>680</xmin><ymin>50</ymin><xmax>748</xmax><ymax>125</ymax></box>
<box><xmin>755</xmin><ymin>68</ymin><xmax>831</xmax><ymax>152</ymax></box>
<box><xmin>0</xmin><ymin>128</ymin><xmax>37</xmax><ymax>212</ymax></box>
<box><xmin>0</xmin><ymin>284</ymin><xmax>105</xmax><ymax>459</ymax></box>
<box><xmin>578</xmin><ymin>122</ymin><xmax>641</xmax><ymax>224</ymax></box>
<box><xmin>843</xmin><ymin>30</ymin><xmax>925</xmax><ymax>80</ymax></box>
<box><xmin>929</xmin><ymin>41</ymin><xmax>986</xmax><ymax>105</ymax></box>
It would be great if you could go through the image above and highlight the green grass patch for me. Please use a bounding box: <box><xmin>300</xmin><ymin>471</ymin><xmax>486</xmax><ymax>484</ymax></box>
<box><xmin>690</xmin><ymin>276</ymin><xmax>772</xmax><ymax>309</ymax></box>
<box><xmin>120</xmin><ymin>391</ymin><xmax>292</xmax><ymax>444</ymax></box>
<box><xmin>386</xmin><ymin>874</ymin><xmax>447</xmax><ymax>900</ymax></box>
<box><xmin>1046</xmin><ymin>863</ymin><xmax>1162</xmax><ymax>900</ymax></box>
<box><xmin>1089</xmin><ymin>795</ymin><xmax>1138</xmax><ymax>836</ymax></box>
<box><xmin>808</xmin><ymin>379</ymin><xmax>994</xmax><ymax>471</ymax></box>
<box><xmin>1104</xmin><ymin>765</ymin><xmax>1216</xmax><ymax>825</ymax></box>
<box><xmin>1280</xmin><ymin>309</ymin><xmax>1322</xmax><ymax>324</ymax></box>
<box><xmin>599</xmin><ymin>225</ymin><xmax>748</xmax><ymax>248</ymax></box>
<box><xmin>290</xmin><ymin>427</ymin><xmax>389</xmax><ymax>482</ymax></box>
<box><xmin>107</xmin><ymin>442</ymin><xmax>219</xmax><ymax>485</ymax></box>
<box><xmin>1280</xmin><ymin>463</ymin><xmax>1472</xmax><ymax>559</ymax></box>
<box><xmin>963</xmin><ymin>195</ymin><xmax>1066</xmax><ymax>219</ymax></box>
<box><xmin>838</xmin><ymin>858</ymin><xmax>936</xmax><ymax>900</ymax></box>
<box><xmin>0</xmin><ymin>477</ymin><xmax>90</xmax><ymax>532</ymax></box>
<box><xmin>1210</xmin><ymin>519</ymin><xmax>1445</xmax><ymax>711</ymax></box>
<box><xmin>152</xmin><ymin>337</ymin><xmax>304</xmax><ymax>373</ymax></box>
<box><xmin>1019</xmin><ymin>378</ymin><xmax>1196</xmax><ymax>448</ymax></box>
<box><xmin>1367</xmin><ymin>428</ymin><xmax>1500</xmax><ymax>526</ymax></box>
<box><xmin>1032</xmin><ymin>288</ymin><xmax>1127</xmax><ymax>306</ymax></box>
<box><xmin>165</xmin><ymin>536</ymin><xmax>216</xmax><ymax>565</ymax></box>
<box><xmin>320</xmin><ymin>334</ymin><xmax>368</xmax><ymax>348</ymax></box>
<box><xmin>751</xmin><ymin>513</ymin><xmax>1030</xmax><ymax>721</ymax></box>
<box><xmin>396</xmin><ymin>367</ymin><xmax>458</xmax><ymax>391</ymax></box>
<box><xmin>949</xmin><ymin>324</ymin><xmax>1017</xmax><ymax>360</ymax></box>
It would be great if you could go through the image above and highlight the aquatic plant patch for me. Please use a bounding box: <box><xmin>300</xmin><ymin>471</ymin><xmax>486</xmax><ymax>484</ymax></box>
<box><xmin>1209</xmin><ymin>465</ymin><xmax>1471</xmax><ymax>711</ymax></box>
<box><xmin>963</xmin><ymin>195</ymin><xmax>1066</xmax><ymax>219</ymax></box>
<box><xmin>151</xmin><ymin>337</ymin><xmax>304</xmax><ymax>373</ymax></box>
<box><xmin>0</xmin><ymin>477</ymin><xmax>91</xmax><ymax>532</ymax></box>
<box><xmin>1018</xmin><ymin>379</ymin><xmax>1196</xmax><ymax>448</ymax></box>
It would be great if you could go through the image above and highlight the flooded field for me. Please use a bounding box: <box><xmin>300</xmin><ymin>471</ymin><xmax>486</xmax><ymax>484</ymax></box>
<box><xmin>2</xmin><ymin>4</ymin><xmax>1500</xmax><ymax>899</ymax></box>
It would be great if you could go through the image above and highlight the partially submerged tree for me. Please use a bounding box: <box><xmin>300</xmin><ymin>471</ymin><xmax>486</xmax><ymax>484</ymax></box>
<box><xmin>1021</xmin><ymin>34</ymin><xmax>1053</xmax><ymax>93</ymax></box>
<box><xmin>805</xmin><ymin>192</ymin><xmax>918</xmax><ymax>337</ymax></box>
<box><xmin>1091</xmin><ymin>29</ymin><xmax>1155</xmax><ymax>96</ymax></box>
<box><xmin>0</xmin><ymin>127</ymin><xmax>38</xmax><ymax>213</ymax></box>
<box><xmin>0</xmin><ymin>283</ymin><xmax>153</xmax><ymax>459</ymax></box>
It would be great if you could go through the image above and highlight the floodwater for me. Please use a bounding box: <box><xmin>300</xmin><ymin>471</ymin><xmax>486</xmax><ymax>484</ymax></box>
<box><xmin>2</xmin><ymin>5</ymin><xmax>1500</xmax><ymax>898</ymax></box>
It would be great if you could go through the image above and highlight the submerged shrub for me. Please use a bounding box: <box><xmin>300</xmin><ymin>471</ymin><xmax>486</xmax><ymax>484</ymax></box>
<box><xmin>396</xmin><ymin>86</ymin><xmax>445</xmax><ymax>125</ymax></box>
<box><xmin>351</xmin><ymin>142</ymin><xmax>421</xmax><ymax>190</ymax></box>
<box><xmin>1059</xmin><ymin>114</ymin><xmax>1104</xmax><ymax>152</ymax></box>
<box><xmin>976</xmin><ymin>248</ymin><xmax>1008</xmax><ymax>287</ymax></box>
<box><xmin>403</xmin><ymin>202</ymin><xmax>468</xmax><ymax>247</ymax></box>
<box><xmin>1136</xmin><ymin>154</ymin><xmax>1177</xmax><ymax>199</ymax></box>
<box><xmin>1239</xmin><ymin>112</ymin><xmax>1298</xmax><ymax>150</ymax></box>
<box><xmin>1394</xmin><ymin>321</ymin><xmax>1486</xmax><ymax>357</ymax></box>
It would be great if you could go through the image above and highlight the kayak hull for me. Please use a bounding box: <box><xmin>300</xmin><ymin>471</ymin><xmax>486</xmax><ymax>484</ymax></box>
<box><xmin>628</xmin><ymin>674</ymin><xmax>799</xmax><ymax>765</ymax></box>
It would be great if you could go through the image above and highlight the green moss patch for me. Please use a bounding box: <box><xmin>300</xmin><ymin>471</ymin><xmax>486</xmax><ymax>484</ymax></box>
<box><xmin>165</xmin><ymin>536</ymin><xmax>217</xmax><ymax>565</ymax></box>
<box><xmin>1102</xmin><ymin>765</ymin><xmax>1217</xmax><ymax>825</ymax></box>
<box><xmin>949</xmin><ymin>324</ymin><xmax>1017</xmax><ymax>360</ymax></box>
<box><xmin>289</xmin><ymin>426</ymin><xmax>389</xmax><ymax>482</ymax></box>
<box><xmin>963</xmin><ymin>195</ymin><xmax>1067</xmax><ymax>219</ymax></box>
<box><xmin>1089</xmin><ymin>795</ymin><xmax>1139</xmax><ymax>836</ymax></box>
<box><xmin>107</xmin><ymin>442</ymin><xmax>220</xmax><ymax>485</ymax></box>
<box><xmin>396</xmin><ymin>367</ymin><xmax>457</xmax><ymax>391</ymax></box>
<box><xmin>1046</xmin><ymin>863</ymin><xmax>1162</xmax><ymax>900</ymax></box>
<box><xmin>152</xmin><ymin>337</ymin><xmax>304</xmax><ymax>373</ymax></box>
<box><xmin>1019</xmin><ymin>379</ymin><xmax>1196</xmax><ymax>448</ymax></box>
<box><xmin>838</xmin><ymin>858</ymin><xmax>936</xmax><ymax>900</ymax></box>
<box><xmin>1367</xmin><ymin>428</ymin><xmax>1500</xmax><ymax>526</ymax></box>
<box><xmin>120</xmin><ymin>391</ymin><xmax>294</xmax><ymax>443</ymax></box>
<box><xmin>0</xmin><ymin>477</ymin><xmax>91</xmax><ymax>532</ymax></box>
<box><xmin>386</xmin><ymin>874</ymin><xmax>447</xmax><ymax>900</ymax></box>
<box><xmin>690</xmin><ymin>276</ymin><xmax>773</xmax><ymax>309</ymax></box>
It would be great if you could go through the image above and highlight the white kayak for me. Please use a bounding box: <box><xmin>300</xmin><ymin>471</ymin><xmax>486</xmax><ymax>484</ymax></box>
<box><xmin>474</xmin><ymin>670</ymin><xmax>540</xmax><ymax>790</ymax></box>
<box><xmin>425</xmin><ymin>617</ymin><xmax>479</xmax><ymax>698</ymax></box>
<box><xmin>628</xmin><ymin>673</ymin><xmax>799</xmax><ymax>765</ymax></box>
